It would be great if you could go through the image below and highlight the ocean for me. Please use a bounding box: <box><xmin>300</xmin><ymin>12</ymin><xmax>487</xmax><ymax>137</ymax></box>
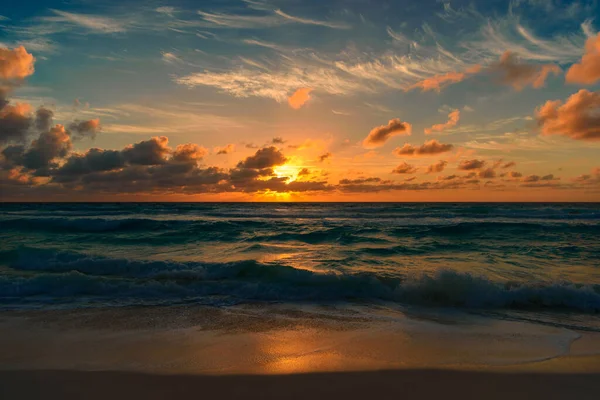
<box><xmin>1</xmin><ymin>203</ymin><xmax>599</xmax><ymax>316</ymax></box>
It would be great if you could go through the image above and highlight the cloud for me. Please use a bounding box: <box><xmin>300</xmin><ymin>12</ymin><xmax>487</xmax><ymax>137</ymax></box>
<box><xmin>425</xmin><ymin>110</ymin><xmax>460</xmax><ymax>134</ymax></box>
<box><xmin>392</xmin><ymin>161</ymin><xmax>417</xmax><ymax>174</ymax></box>
<box><xmin>214</xmin><ymin>144</ymin><xmax>235</xmax><ymax>155</ymax></box>
<box><xmin>458</xmin><ymin>159</ymin><xmax>486</xmax><ymax>170</ymax></box>
<box><xmin>161</xmin><ymin>52</ymin><xmax>184</xmax><ymax>65</ymax></box>
<box><xmin>273</xmin><ymin>9</ymin><xmax>350</xmax><ymax>29</ymax></box>
<box><xmin>409</xmin><ymin>65</ymin><xmax>481</xmax><ymax>92</ymax></box>
<box><xmin>501</xmin><ymin>161</ymin><xmax>516</xmax><ymax>169</ymax></box>
<box><xmin>363</xmin><ymin>118</ymin><xmax>412</xmax><ymax>148</ymax></box>
<box><xmin>297</xmin><ymin>168</ymin><xmax>310</xmax><ymax>177</ymax></box>
<box><xmin>426</xmin><ymin>160</ymin><xmax>448</xmax><ymax>173</ymax></box>
<box><xmin>0</xmin><ymin>102</ymin><xmax>33</xmax><ymax>144</ymax></box>
<box><xmin>196</xmin><ymin>7</ymin><xmax>348</xmax><ymax>30</ymax></box>
<box><xmin>176</xmin><ymin>65</ymin><xmax>365</xmax><ymax>103</ymax></box>
<box><xmin>236</xmin><ymin>146</ymin><xmax>286</xmax><ymax>169</ymax></box>
<box><xmin>522</xmin><ymin>174</ymin><xmax>559</xmax><ymax>183</ymax></box>
<box><xmin>122</xmin><ymin>136</ymin><xmax>171</xmax><ymax>165</ymax></box>
<box><xmin>53</xmin><ymin>149</ymin><xmax>125</xmax><ymax>179</ymax></box>
<box><xmin>21</xmin><ymin>124</ymin><xmax>72</xmax><ymax>171</ymax></box>
<box><xmin>318</xmin><ymin>152</ymin><xmax>332</xmax><ymax>162</ymax></box>
<box><xmin>506</xmin><ymin>171</ymin><xmax>523</xmax><ymax>178</ymax></box>
<box><xmin>536</xmin><ymin>89</ymin><xmax>600</xmax><ymax>141</ymax></box>
<box><xmin>173</xmin><ymin>143</ymin><xmax>207</xmax><ymax>162</ymax></box>
<box><xmin>566</xmin><ymin>33</ymin><xmax>600</xmax><ymax>85</ymax></box>
<box><xmin>69</xmin><ymin>119</ymin><xmax>101</xmax><ymax>140</ymax></box>
<box><xmin>48</xmin><ymin>10</ymin><xmax>127</xmax><ymax>33</ymax></box>
<box><xmin>271</xmin><ymin>137</ymin><xmax>285</xmax><ymax>144</ymax></box>
<box><xmin>0</xmin><ymin>46</ymin><xmax>35</xmax><ymax>82</ymax></box>
<box><xmin>35</xmin><ymin>107</ymin><xmax>54</xmax><ymax>132</ymax></box>
<box><xmin>288</xmin><ymin>88</ymin><xmax>312</xmax><ymax>109</ymax></box>
<box><xmin>339</xmin><ymin>177</ymin><xmax>385</xmax><ymax>185</ymax></box>
<box><xmin>490</xmin><ymin>51</ymin><xmax>561</xmax><ymax>90</ymax></box>
<box><xmin>478</xmin><ymin>168</ymin><xmax>496</xmax><ymax>179</ymax></box>
<box><xmin>394</xmin><ymin>139</ymin><xmax>453</xmax><ymax>156</ymax></box>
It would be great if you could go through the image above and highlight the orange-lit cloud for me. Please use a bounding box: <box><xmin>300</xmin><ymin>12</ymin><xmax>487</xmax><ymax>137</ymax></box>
<box><xmin>491</xmin><ymin>51</ymin><xmax>561</xmax><ymax>90</ymax></box>
<box><xmin>214</xmin><ymin>143</ymin><xmax>235</xmax><ymax>155</ymax></box>
<box><xmin>536</xmin><ymin>89</ymin><xmax>600</xmax><ymax>141</ymax></box>
<box><xmin>458</xmin><ymin>159</ymin><xmax>486</xmax><ymax>170</ymax></box>
<box><xmin>0</xmin><ymin>46</ymin><xmax>35</xmax><ymax>81</ymax></box>
<box><xmin>425</xmin><ymin>110</ymin><xmax>460</xmax><ymax>134</ymax></box>
<box><xmin>566</xmin><ymin>33</ymin><xmax>600</xmax><ymax>85</ymax></box>
<box><xmin>69</xmin><ymin>118</ymin><xmax>101</xmax><ymax>140</ymax></box>
<box><xmin>394</xmin><ymin>139</ymin><xmax>453</xmax><ymax>156</ymax></box>
<box><xmin>392</xmin><ymin>161</ymin><xmax>417</xmax><ymax>174</ymax></box>
<box><xmin>288</xmin><ymin>88</ymin><xmax>313</xmax><ymax>109</ymax></box>
<box><xmin>173</xmin><ymin>143</ymin><xmax>208</xmax><ymax>161</ymax></box>
<box><xmin>363</xmin><ymin>118</ymin><xmax>412</xmax><ymax>148</ymax></box>
<box><xmin>426</xmin><ymin>160</ymin><xmax>448</xmax><ymax>173</ymax></box>
<box><xmin>409</xmin><ymin>65</ymin><xmax>481</xmax><ymax>92</ymax></box>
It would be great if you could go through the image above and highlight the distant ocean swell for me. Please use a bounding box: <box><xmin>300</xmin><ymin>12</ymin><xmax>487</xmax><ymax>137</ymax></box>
<box><xmin>2</xmin><ymin>216</ymin><xmax>599</xmax><ymax>236</ymax></box>
<box><xmin>1</xmin><ymin>248</ymin><xmax>599</xmax><ymax>312</ymax></box>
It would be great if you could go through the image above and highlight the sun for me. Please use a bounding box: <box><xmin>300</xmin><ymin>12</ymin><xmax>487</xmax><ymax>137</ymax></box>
<box><xmin>273</xmin><ymin>163</ymin><xmax>303</xmax><ymax>183</ymax></box>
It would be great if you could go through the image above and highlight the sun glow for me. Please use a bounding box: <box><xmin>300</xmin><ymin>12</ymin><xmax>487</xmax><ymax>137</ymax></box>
<box><xmin>273</xmin><ymin>163</ymin><xmax>303</xmax><ymax>183</ymax></box>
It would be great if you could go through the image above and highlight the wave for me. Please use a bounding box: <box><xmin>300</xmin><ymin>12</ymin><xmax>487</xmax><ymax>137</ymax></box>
<box><xmin>2</xmin><ymin>248</ymin><xmax>600</xmax><ymax>312</ymax></box>
<box><xmin>2</xmin><ymin>215</ymin><xmax>598</xmax><ymax>236</ymax></box>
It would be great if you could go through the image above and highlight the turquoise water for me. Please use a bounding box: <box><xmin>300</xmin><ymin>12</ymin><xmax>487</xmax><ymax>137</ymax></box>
<box><xmin>1</xmin><ymin>203</ymin><xmax>599</xmax><ymax>312</ymax></box>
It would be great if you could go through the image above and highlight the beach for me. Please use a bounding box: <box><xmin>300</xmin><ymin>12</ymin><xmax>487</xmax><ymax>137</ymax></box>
<box><xmin>1</xmin><ymin>203</ymin><xmax>599</xmax><ymax>398</ymax></box>
<box><xmin>1</xmin><ymin>303</ymin><xmax>600</xmax><ymax>399</ymax></box>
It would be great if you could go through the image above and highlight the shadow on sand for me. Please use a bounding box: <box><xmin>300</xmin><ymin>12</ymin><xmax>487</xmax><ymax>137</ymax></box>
<box><xmin>1</xmin><ymin>369</ymin><xmax>599</xmax><ymax>400</ymax></box>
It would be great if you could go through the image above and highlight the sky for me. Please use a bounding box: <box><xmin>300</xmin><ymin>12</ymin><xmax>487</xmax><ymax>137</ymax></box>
<box><xmin>1</xmin><ymin>0</ymin><xmax>600</xmax><ymax>201</ymax></box>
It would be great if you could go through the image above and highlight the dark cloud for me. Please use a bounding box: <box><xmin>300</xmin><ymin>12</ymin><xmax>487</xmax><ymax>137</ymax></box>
<box><xmin>522</xmin><ymin>174</ymin><xmax>559</xmax><ymax>183</ymax></box>
<box><xmin>297</xmin><ymin>168</ymin><xmax>310</xmax><ymax>177</ymax></box>
<box><xmin>21</xmin><ymin>125</ymin><xmax>72</xmax><ymax>171</ymax></box>
<box><xmin>35</xmin><ymin>107</ymin><xmax>54</xmax><ymax>132</ymax></box>
<box><xmin>0</xmin><ymin>103</ymin><xmax>32</xmax><ymax>145</ymax></box>
<box><xmin>394</xmin><ymin>140</ymin><xmax>453</xmax><ymax>156</ymax></box>
<box><xmin>318</xmin><ymin>152</ymin><xmax>332</xmax><ymax>162</ymax></box>
<box><xmin>363</xmin><ymin>118</ymin><xmax>412</xmax><ymax>148</ymax></box>
<box><xmin>271</xmin><ymin>137</ymin><xmax>285</xmax><ymax>144</ymax></box>
<box><xmin>458</xmin><ymin>159</ymin><xmax>486</xmax><ymax>170</ymax></box>
<box><xmin>237</xmin><ymin>146</ymin><xmax>286</xmax><ymax>169</ymax></box>
<box><xmin>339</xmin><ymin>177</ymin><xmax>385</xmax><ymax>185</ymax></box>
<box><xmin>478</xmin><ymin>168</ymin><xmax>496</xmax><ymax>179</ymax></box>
<box><xmin>122</xmin><ymin>136</ymin><xmax>170</xmax><ymax>165</ymax></box>
<box><xmin>53</xmin><ymin>148</ymin><xmax>125</xmax><ymax>182</ymax></box>
<box><xmin>69</xmin><ymin>119</ymin><xmax>101</xmax><ymax>140</ymax></box>
<box><xmin>215</xmin><ymin>144</ymin><xmax>235</xmax><ymax>155</ymax></box>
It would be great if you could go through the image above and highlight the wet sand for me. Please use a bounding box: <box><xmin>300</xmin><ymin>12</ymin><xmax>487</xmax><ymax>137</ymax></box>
<box><xmin>1</xmin><ymin>304</ymin><xmax>600</xmax><ymax>399</ymax></box>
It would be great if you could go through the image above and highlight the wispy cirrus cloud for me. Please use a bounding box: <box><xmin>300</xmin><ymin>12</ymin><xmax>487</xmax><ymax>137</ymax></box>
<box><xmin>177</xmin><ymin>7</ymin><xmax>593</xmax><ymax>101</ymax></box>
<box><xmin>45</xmin><ymin>10</ymin><xmax>128</xmax><ymax>33</ymax></box>
<box><xmin>196</xmin><ymin>7</ymin><xmax>348</xmax><ymax>30</ymax></box>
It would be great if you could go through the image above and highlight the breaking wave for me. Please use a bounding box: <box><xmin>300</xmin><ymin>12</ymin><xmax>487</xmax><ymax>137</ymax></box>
<box><xmin>2</xmin><ymin>248</ymin><xmax>599</xmax><ymax>312</ymax></box>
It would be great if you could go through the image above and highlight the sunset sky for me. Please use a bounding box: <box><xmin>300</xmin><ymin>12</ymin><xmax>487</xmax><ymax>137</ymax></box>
<box><xmin>1</xmin><ymin>0</ymin><xmax>599</xmax><ymax>201</ymax></box>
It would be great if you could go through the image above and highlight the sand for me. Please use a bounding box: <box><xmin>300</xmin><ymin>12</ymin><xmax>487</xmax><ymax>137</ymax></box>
<box><xmin>1</xmin><ymin>304</ymin><xmax>600</xmax><ymax>399</ymax></box>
